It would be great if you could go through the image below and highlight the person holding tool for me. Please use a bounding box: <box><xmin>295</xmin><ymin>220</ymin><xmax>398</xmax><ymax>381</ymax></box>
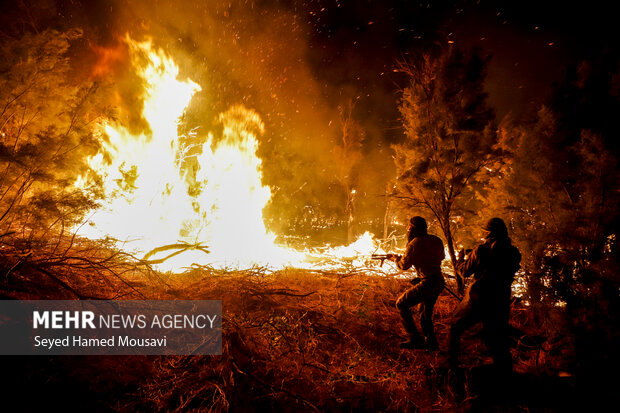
<box><xmin>386</xmin><ymin>216</ymin><xmax>445</xmax><ymax>350</ymax></box>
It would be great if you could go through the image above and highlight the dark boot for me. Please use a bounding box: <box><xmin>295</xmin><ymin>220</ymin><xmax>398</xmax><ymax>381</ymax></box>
<box><xmin>399</xmin><ymin>307</ymin><xmax>426</xmax><ymax>349</ymax></box>
<box><xmin>399</xmin><ymin>307</ymin><xmax>419</xmax><ymax>334</ymax></box>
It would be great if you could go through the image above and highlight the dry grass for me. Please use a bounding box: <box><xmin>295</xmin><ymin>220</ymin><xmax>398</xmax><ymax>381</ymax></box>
<box><xmin>129</xmin><ymin>268</ymin><xmax>456</xmax><ymax>412</ymax></box>
<box><xmin>0</xmin><ymin>235</ymin><xmax>580</xmax><ymax>412</ymax></box>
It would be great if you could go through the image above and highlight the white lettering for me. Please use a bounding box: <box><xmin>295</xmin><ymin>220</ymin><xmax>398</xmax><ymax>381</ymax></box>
<box><xmin>83</xmin><ymin>311</ymin><xmax>95</xmax><ymax>329</ymax></box>
<box><xmin>65</xmin><ymin>311</ymin><xmax>80</xmax><ymax>328</ymax></box>
<box><xmin>118</xmin><ymin>335</ymin><xmax>167</xmax><ymax>347</ymax></box>
<box><xmin>206</xmin><ymin>314</ymin><xmax>217</xmax><ymax>328</ymax></box>
<box><xmin>33</xmin><ymin>311</ymin><xmax>48</xmax><ymax>328</ymax></box>
<box><xmin>51</xmin><ymin>311</ymin><xmax>63</xmax><ymax>328</ymax></box>
<box><xmin>73</xmin><ymin>336</ymin><xmax>114</xmax><ymax>346</ymax></box>
<box><xmin>149</xmin><ymin>314</ymin><xmax>218</xmax><ymax>329</ymax></box>
<box><xmin>34</xmin><ymin>311</ymin><xmax>96</xmax><ymax>329</ymax></box>
<box><xmin>34</xmin><ymin>335</ymin><xmax>69</xmax><ymax>349</ymax></box>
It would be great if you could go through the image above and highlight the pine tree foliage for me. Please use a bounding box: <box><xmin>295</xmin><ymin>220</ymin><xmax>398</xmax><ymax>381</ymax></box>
<box><xmin>392</xmin><ymin>48</ymin><xmax>500</xmax><ymax>291</ymax></box>
<box><xmin>494</xmin><ymin>111</ymin><xmax>618</xmax><ymax>292</ymax></box>
<box><xmin>488</xmin><ymin>69</ymin><xmax>620</xmax><ymax>377</ymax></box>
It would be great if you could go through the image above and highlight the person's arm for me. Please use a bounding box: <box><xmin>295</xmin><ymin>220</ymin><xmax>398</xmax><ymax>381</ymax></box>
<box><xmin>458</xmin><ymin>245</ymin><xmax>483</xmax><ymax>279</ymax></box>
<box><xmin>396</xmin><ymin>241</ymin><xmax>416</xmax><ymax>271</ymax></box>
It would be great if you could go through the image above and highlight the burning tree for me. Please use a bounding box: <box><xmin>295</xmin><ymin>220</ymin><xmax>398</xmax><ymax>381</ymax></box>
<box><xmin>0</xmin><ymin>29</ymin><xmax>107</xmax><ymax>239</ymax></box>
<box><xmin>333</xmin><ymin>100</ymin><xmax>366</xmax><ymax>243</ymax></box>
<box><xmin>392</xmin><ymin>48</ymin><xmax>500</xmax><ymax>292</ymax></box>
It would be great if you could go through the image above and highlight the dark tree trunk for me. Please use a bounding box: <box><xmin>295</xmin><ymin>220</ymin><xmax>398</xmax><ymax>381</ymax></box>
<box><xmin>345</xmin><ymin>185</ymin><xmax>355</xmax><ymax>243</ymax></box>
<box><xmin>439</xmin><ymin>214</ymin><xmax>464</xmax><ymax>295</ymax></box>
<box><xmin>383</xmin><ymin>184</ymin><xmax>391</xmax><ymax>240</ymax></box>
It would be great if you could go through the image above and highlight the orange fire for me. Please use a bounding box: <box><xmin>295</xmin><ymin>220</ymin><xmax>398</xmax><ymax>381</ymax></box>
<box><xmin>91</xmin><ymin>42</ymin><xmax>128</xmax><ymax>79</ymax></box>
<box><xmin>76</xmin><ymin>36</ymin><xmax>384</xmax><ymax>272</ymax></box>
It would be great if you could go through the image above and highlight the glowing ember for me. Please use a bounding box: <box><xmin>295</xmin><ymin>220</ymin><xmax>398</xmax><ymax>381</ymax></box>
<box><xmin>77</xmin><ymin>36</ymin><xmax>384</xmax><ymax>272</ymax></box>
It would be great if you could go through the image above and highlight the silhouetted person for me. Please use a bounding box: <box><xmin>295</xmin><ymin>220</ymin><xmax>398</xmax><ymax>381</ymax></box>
<box><xmin>388</xmin><ymin>216</ymin><xmax>445</xmax><ymax>349</ymax></box>
<box><xmin>448</xmin><ymin>218</ymin><xmax>521</xmax><ymax>373</ymax></box>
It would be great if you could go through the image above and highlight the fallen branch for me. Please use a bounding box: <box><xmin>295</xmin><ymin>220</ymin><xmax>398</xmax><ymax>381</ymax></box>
<box><xmin>248</xmin><ymin>288</ymin><xmax>317</xmax><ymax>298</ymax></box>
<box><xmin>142</xmin><ymin>242</ymin><xmax>210</xmax><ymax>265</ymax></box>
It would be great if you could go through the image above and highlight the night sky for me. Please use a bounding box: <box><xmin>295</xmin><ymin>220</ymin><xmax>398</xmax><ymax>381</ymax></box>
<box><xmin>3</xmin><ymin>0</ymin><xmax>616</xmax><ymax>136</ymax></box>
<box><xmin>300</xmin><ymin>0</ymin><xmax>619</xmax><ymax>125</ymax></box>
<box><xmin>1</xmin><ymin>0</ymin><xmax>618</xmax><ymax>228</ymax></box>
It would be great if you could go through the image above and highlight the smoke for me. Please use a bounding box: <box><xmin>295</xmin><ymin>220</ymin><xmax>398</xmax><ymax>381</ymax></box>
<box><xmin>80</xmin><ymin>0</ymin><xmax>393</xmax><ymax>238</ymax></box>
<box><xmin>3</xmin><ymin>0</ymin><xmax>408</xmax><ymax>240</ymax></box>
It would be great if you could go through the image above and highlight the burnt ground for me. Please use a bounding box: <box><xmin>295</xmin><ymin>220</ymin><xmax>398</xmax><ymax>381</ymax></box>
<box><xmin>1</xmin><ymin>243</ymin><xmax>617</xmax><ymax>412</ymax></box>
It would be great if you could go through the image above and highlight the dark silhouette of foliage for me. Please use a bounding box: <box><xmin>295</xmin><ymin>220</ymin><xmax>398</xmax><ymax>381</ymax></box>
<box><xmin>487</xmin><ymin>58</ymin><xmax>620</xmax><ymax>383</ymax></box>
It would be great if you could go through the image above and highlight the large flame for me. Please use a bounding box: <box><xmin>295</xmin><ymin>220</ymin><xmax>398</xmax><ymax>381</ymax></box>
<box><xmin>77</xmin><ymin>37</ymin><xmax>384</xmax><ymax>272</ymax></box>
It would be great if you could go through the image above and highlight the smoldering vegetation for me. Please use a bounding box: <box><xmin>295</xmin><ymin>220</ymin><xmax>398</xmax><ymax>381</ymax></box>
<box><xmin>0</xmin><ymin>252</ymin><xmax>589</xmax><ymax>412</ymax></box>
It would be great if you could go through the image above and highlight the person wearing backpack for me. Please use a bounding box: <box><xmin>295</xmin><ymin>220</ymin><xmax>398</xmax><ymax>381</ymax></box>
<box><xmin>447</xmin><ymin>217</ymin><xmax>521</xmax><ymax>373</ymax></box>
